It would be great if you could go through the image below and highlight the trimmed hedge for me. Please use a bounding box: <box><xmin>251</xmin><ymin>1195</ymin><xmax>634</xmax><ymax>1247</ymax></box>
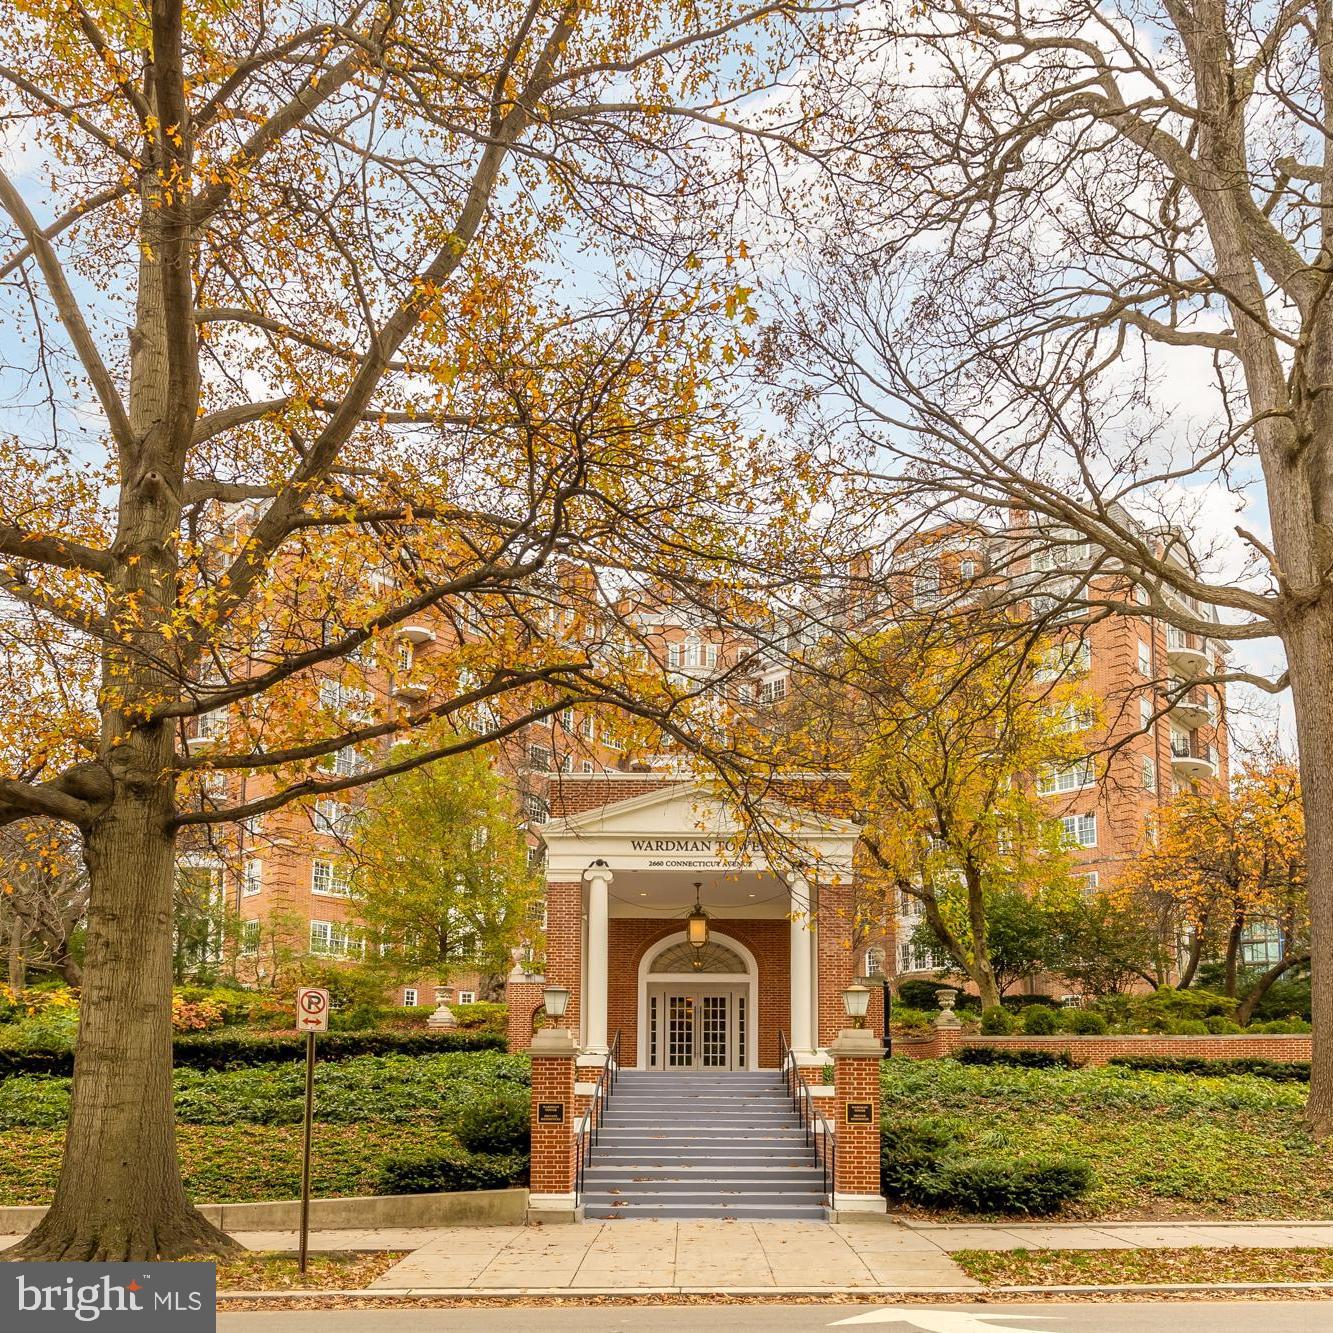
<box><xmin>956</xmin><ymin>1046</ymin><xmax>1077</xmax><ymax>1070</ymax></box>
<box><xmin>912</xmin><ymin>1156</ymin><xmax>1093</xmax><ymax>1214</ymax></box>
<box><xmin>453</xmin><ymin>1092</ymin><xmax>531</xmax><ymax>1154</ymax></box>
<box><xmin>880</xmin><ymin>1115</ymin><xmax>1091</xmax><ymax>1215</ymax></box>
<box><xmin>0</xmin><ymin>1030</ymin><xmax>505</xmax><ymax>1079</ymax></box>
<box><xmin>377</xmin><ymin>1145</ymin><xmax>528</xmax><ymax>1195</ymax></box>
<box><xmin>1108</xmin><ymin>1054</ymin><xmax>1311</xmax><ymax>1083</ymax></box>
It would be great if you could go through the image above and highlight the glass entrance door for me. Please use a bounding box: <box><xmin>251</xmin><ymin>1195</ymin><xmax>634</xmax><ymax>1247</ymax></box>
<box><xmin>650</xmin><ymin>988</ymin><xmax>745</xmax><ymax>1070</ymax></box>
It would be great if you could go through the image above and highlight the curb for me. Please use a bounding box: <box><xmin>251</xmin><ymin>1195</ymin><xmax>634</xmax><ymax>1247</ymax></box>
<box><xmin>216</xmin><ymin>1280</ymin><xmax>1333</xmax><ymax>1301</ymax></box>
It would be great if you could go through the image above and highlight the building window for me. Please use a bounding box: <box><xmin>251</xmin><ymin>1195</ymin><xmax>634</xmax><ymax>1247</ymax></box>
<box><xmin>242</xmin><ymin>858</ymin><xmax>262</xmax><ymax>896</ymax></box>
<box><xmin>759</xmin><ymin>675</ymin><xmax>788</xmax><ymax>704</ymax></box>
<box><xmin>1060</xmin><ymin>813</ymin><xmax>1097</xmax><ymax>847</ymax></box>
<box><xmin>313</xmin><ymin>799</ymin><xmax>357</xmax><ymax>838</ymax></box>
<box><xmin>312</xmin><ymin>860</ymin><xmax>351</xmax><ymax>896</ymax></box>
<box><xmin>403</xmin><ymin>988</ymin><xmax>418</xmax><ymax>1007</ymax></box>
<box><xmin>457</xmin><ymin>990</ymin><xmax>476</xmax><ymax>1004</ymax></box>
<box><xmin>239</xmin><ymin>918</ymin><xmax>261</xmax><ymax>956</ymax></box>
<box><xmin>322</xmin><ymin>745</ymin><xmax>364</xmax><ymax>778</ymax></box>
<box><xmin>310</xmin><ymin>919</ymin><xmax>359</xmax><ymax>957</ymax></box>
<box><xmin>1140</xmin><ymin>696</ymin><xmax>1153</xmax><ymax>731</ymax></box>
<box><xmin>1034</xmin><ymin>640</ymin><xmax>1091</xmax><ymax>682</ymax></box>
<box><xmin>1138</xmin><ymin>640</ymin><xmax>1153</xmax><ymax>675</ymax></box>
<box><xmin>527</xmin><ymin>744</ymin><xmax>551</xmax><ymax>772</ymax></box>
<box><xmin>579</xmin><ymin>715</ymin><xmax>595</xmax><ymax>739</ymax></box>
<box><xmin>1037</xmin><ymin>759</ymin><xmax>1095</xmax><ymax>796</ymax></box>
<box><xmin>864</xmin><ymin>945</ymin><xmax>887</xmax><ymax>977</ymax></box>
<box><xmin>581</xmin><ymin>760</ymin><xmax>594</xmax><ymax>774</ymax></box>
<box><xmin>397</xmin><ymin>640</ymin><xmax>414</xmax><ymax>672</ymax></box>
<box><xmin>1142</xmin><ymin>756</ymin><xmax>1157</xmax><ymax>792</ymax></box>
<box><xmin>959</xmin><ymin>559</ymin><xmax>976</xmax><ymax>582</ymax></box>
<box><xmin>1073</xmin><ymin>871</ymin><xmax>1100</xmax><ymax>898</ymax></box>
<box><xmin>195</xmin><ymin>708</ymin><xmax>228</xmax><ymax>741</ymax></box>
<box><xmin>913</xmin><ymin>565</ymin><xmax>940</xmax><ymax>606</ymax></box>
<box><xmin>524</xmin><ymin>792</ymin><xmax>549</xmax><ymax>824</ymax></box>
<box><xmin>1240</xmin><ymin>921</ymin><xmax>1283</xmax><ymax>968</ymax></box>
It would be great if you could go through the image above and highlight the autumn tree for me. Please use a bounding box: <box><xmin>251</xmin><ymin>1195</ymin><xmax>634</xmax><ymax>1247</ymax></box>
<box><xmin>0</xmin><ymin>0</ymin><xmax>853</xmax><ymax>1259</ymax></box>
<box><xmin>0</xmin><ymin>822</ymin><xmax>88</xmax><ymax>988</ymax></box>
<box><xmin>779</xmin><ymin>0</ymin><xmax>1333</xmax><ymax>1132</ymax></box>
<box><xmin>761</xmin><ymin>621</ymin><xmax>1098</xmax><ymax>1009</ymax></box>
<box><xmin>351</xmin><ymin>747</ymin><xmax>540</xmax><ymax>994</ymax></box>
<box><xmin>1117</xmin><ymin>758</ymin><xmax>1307</xmax><ymax>1016</ymax></box>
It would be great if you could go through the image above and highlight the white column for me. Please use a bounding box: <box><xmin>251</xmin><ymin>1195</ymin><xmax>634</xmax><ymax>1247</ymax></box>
<box><xmin>583</xmin><ymin>862</ymin><xmax>612</xmax><ymax>1054</ymax></box>
<box><xmin>788</xmin><ymin>872</ymin><xmax>814</xmax><ymax>1053</ymax></box>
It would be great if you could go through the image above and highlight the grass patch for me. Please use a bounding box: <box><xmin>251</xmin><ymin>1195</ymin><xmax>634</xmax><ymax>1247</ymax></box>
<box><xmin>0</xmin><ymin>1123</ymin><xmax>523</xmax><ymax>1207</ymax></box>
<box><xmin>955</xmin><ymin>1246</ymin><xmax>1333</xmax><ymax>1287</ymax></box>
<box><xmin>208</xmin><ymin>1251</ymin><xmax>407</xmax><ymax>1291</ymax></box>
<box><xmin>882</xmin><ymin>1058</ymin><xmax>1333</xmax><ymax>1220</ymax></box>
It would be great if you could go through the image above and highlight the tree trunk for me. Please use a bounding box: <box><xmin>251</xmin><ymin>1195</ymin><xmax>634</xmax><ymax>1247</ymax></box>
<box><xmin>1237</xmin><ymin>951</ymin><xmax>1312</xmax><ymax>1026</ymax></box>
<box><xmin>1223</xmin><ymin>907</ymin><xmax>1245</xmax><ymax>998</ymax></box>
<box><xmin>1176</xmin><ymin>928</ymin><xmax>1205</xmax><ymax>989</ymax></box>
<box><xmin>14</xmin><ymin>758</ymin><xmax>236</xmax><ymax>1260</ymax></box>
<box><xmin>7</xmin><ymin>909</ymin><xmax>24</xmax><ymax>990</ymax></box>
<box><xmin>1283</xmin><ymin>606</ymin><xmax>1333</xmax><ymax>1136</ymax></box>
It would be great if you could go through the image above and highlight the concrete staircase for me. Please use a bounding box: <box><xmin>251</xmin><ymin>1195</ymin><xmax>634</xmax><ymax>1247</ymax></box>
<box><xmin>581</xmin><ymin>1069</ymin><xmax>828</xmax><ymax>1220</ymax></box>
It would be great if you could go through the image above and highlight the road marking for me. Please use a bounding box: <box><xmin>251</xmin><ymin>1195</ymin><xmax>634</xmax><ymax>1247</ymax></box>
<box><xmin>829</xmin><ymin>1311</ymin><xmax>1064</xmax><ymax>1331</ymax></box>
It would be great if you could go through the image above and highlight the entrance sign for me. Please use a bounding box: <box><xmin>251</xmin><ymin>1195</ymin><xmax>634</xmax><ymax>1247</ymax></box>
<box><xmin>296</xmin><ymin>986</ymin><xmax>330</xmax><ymax>1032</ymax></box>
<box><xmin>537</xmin><ymin>1102</ymin><xmax>565</xmax><ymax>1124</ymax></box>
<box><xmin>845</xmin><ymin>1102</ymin><xmax>874</xmax><ymax>1125</ymax></box>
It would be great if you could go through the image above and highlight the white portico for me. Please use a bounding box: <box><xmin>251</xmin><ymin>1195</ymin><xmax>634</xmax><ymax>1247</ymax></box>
<box><xmin>521</xmin><ymin>777</ymin><xmax>860</xmax><ymax>1070</ymax></box>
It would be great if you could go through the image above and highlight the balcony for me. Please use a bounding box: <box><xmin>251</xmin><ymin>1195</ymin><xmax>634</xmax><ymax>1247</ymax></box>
<box><xmin>396</xmin><ymin>624</ymin><xmax>436</xmax><ymax>644</ymax></box>
<box><xmin>1166</xmin><ymin>625</ymin><xmax>1208</xmax><ymax>674</ymax></box>
<box><xmin>1167</xmin><ymin>680</ymin><xmax>1212</xmax><ymax>728</ymax></box>
<box><xmin>1170</xmin><ymin>734</ymin><xmax>1219</xmax><ymax>781</ymax></box>
<box><xmin>393</xmin><ymin>676</ymin><xmax>428</xmax><ymax>701</ymax></box>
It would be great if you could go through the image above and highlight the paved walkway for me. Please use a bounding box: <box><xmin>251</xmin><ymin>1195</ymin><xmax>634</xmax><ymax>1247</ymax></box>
<box><xmin>8</xmin><ymin>1217</ymin><xmax>1333</xmax><ymax>1294</ymax></box>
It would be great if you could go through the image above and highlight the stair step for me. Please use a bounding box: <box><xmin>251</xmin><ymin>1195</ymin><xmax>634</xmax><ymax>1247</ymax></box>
<box><xmin>584</xmin><ymin>1202</ymin><xmax>828</xmax><ymax>1220</ymax></box>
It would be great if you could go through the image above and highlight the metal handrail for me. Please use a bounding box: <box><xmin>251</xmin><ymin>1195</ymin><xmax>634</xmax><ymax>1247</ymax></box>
<box><xmin>574</xmin><ymin>1029</ymin><xmax>622</xmax><ymax>1205</ymax></box>
<box><xmin>779</xmin><ymin>1029</ymin><xmax>830</xmax><ymax>1197</ymax></box>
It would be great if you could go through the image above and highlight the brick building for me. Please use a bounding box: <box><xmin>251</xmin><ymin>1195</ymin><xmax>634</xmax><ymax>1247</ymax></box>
<box><xmin>506</xmin><ymin>774</ymin><xmax>863</xmax><ymax>1070</ymax></box>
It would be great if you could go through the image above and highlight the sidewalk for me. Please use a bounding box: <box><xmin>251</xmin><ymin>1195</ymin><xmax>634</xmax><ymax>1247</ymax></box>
<box><xmin>7</xmin><ymin>1218</ymin><xmax>1333</xmax><ymax>1295</ymax></box>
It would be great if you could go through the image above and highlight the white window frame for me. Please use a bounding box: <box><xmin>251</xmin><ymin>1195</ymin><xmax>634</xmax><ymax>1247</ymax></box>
<box><xmin>403</xmin><ymin>988</ymin><xmax>418</xmax><ymax>1007</ymax></box>
<box><xmin>456</xmin><ymin>990</ymin><xmax>476</xmax><ymax>1004</ymax></box>
<box><xmin>1061</xmin><ymin>812</ymin><xmax>1098</xmax><ymax>847</ymax></box>
<box><xmin>1138</xmin><ymin>640</ymin><xmax>1153</xmax><ymax>676</ymax></box>
<box><xmin>242</xmin><ymin>857</ymin><xmax>262</xmax><ymax>896</ymax></box>
<box><xmin>1142</xmin><ymin>755</ymin><xmax>1157</xmax><ymax>792</ymax></box>
<box><xmin>311</xmin><ymin>859</ymin><xmax>351</xmax><ymax>897</ymax></box>
<box><xmin>1037</xmin><ymin>759</ymin><xmax>1095</xmax><ymax>796</ymax></box>
<box><xmin>239</xmin><ymin>918</ymin><xmax>261</xmax><ymax>956</ymax></box>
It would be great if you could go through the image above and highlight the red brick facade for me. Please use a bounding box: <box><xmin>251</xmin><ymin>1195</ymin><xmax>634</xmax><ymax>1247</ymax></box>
<box><xmin>832</xmin><ymin>1041</ymin><xmax>882</xmax><ymax>1197</ymax></box>
<box><xmin>506</xmin><ymin>977</ymin><xmax>545</xmax><ymax>1054</ymax></box>
<box><xmin>606</xmin><ymin>918</ymin><xmax>792</xmax><ymax>1069</ymax></box>
<box><xmin>545</xmin><ymin>880</ymin><xmax>583</xmax><ymax>1037</ymax></box>
<box><xmin>895</xmin><ymin>1029</ymin><xmax>1312</xmax><ymax>1064</ymax></box>
<box><xmin>529</xmin><ymin>1047</ymin><xmax>578</xmax><ymax>1196</ymax></box>
<box><xmin>816</xmin><ymin>882</ymin><xmax>856</xmax><ymax>1046</ymax></box>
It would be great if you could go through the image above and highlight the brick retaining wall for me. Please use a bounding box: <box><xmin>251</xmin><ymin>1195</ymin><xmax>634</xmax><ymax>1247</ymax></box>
<box><xmin>894</xmin><ymin>1029</ymin><xmax>1312</xmax><ymax>1064</ymax></box>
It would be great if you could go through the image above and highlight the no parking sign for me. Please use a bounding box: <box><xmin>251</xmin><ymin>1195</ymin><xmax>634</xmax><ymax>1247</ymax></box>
<box><xmin>296</xmin><ymin>986</ymin><xmax>330</xmax><ymax>1032</ymax></box>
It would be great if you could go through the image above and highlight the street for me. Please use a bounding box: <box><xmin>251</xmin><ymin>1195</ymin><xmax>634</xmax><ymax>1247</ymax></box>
<box><xmin>219</xmin><ymin>1300</ymin><xmax>1332</xmax><ymax>1332</ymax></box>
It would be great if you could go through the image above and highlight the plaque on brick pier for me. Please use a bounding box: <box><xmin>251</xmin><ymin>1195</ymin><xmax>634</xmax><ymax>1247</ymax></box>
<box><xmin>537</xmin><ymin>1102</ymin><xmax>565</xmax><ymax>1124</ymax></box>
<box><xmin>845</xmin><ymin>1102</ymin><xmax>874</xmax><ymax>1125</ymax></box>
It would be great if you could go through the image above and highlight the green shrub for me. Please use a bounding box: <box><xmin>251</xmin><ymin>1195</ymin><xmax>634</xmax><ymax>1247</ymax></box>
<box><xmin>0</xmin><ymin>1029</ymin><xmax>505</xmax><ymax>1079</ymax></box>
<box><xmin>956</xmin><ymin>1046</ymin><xmax>1076</xmax><ymax>1069</ymax></box>
<box><xmin>889</xmin><ymin>1006</ymin><xmax>936</xmax><ymax>1032</ymax></box>
<box><xmin>377</xmin><ymin>1145</ymin><xmax>527</xmax><ymax>1194</ymax></box>
<box><xmin>1001</xmin><ymin>994</ymin><xmax>1058</xmax><ymax>1011</ymax></box>
<box><xmin>1058</xmin><ymin>1008</ymin><xmax>1108</xmax><ymax>1035</ymax></box>
<box><xmin>913</xmin><ymin>1155</ymin><xmax>1092</xmax><ymax>1214</ymax></box>
<box><xmin>1093</xmin><ymin>986</ymin><xmax>1236</xmax><ymax>1033</ymax></box>
<box><xmin>897</xmin><ymin>980</ymin><xmax>951</xmax><ymax>1010</ymax></box>
<box><xmin>1254</xmin><ymin>1017</ymin><xmax>1312</xmax><ymax>1034</ymax></box>
<box><xmin>1167</xmin><ymin>1018</ymin><xmax>1210</xmax><ymax>1035</ymax></box>
<box><xmin>1021</xmin><ymin>1005</ymin><xmax>1059</xmax><ymax>1035</ymax></box>
<box><xmin>452</xmin><ymin>1002</ymin><xmax>508</xmax><ymax>1034</ymax></box>
<box><xmin>1107</xmin><ymin>1055</ymin><xmax>1310</xmax><ymax>1082</ymax></box>
<box><xmin>1205</xmin><ymin>1016</ymin><xmax>1243</xmax><ymax>1034</ymax></box>
<box><xmin>979</xmin><ymin>1007</ymin><xmax>1014</xmax><ymax>1035</ymax></box>
<box><xmin>453</xmin><ymin>1092</ymin><xmax>530</xmax><ymax>1154</ymax></box>
<box><xmin>879</xmin><ymin>1117</ymin><xmax>961</xmax><ymax>1198</ymax></box>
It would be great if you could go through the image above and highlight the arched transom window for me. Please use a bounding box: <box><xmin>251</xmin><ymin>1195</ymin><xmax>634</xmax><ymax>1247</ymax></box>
<box><xmin>649</xmin><ymin>940</ymin><xmax>747</xmax><ymax>975</ymax></box>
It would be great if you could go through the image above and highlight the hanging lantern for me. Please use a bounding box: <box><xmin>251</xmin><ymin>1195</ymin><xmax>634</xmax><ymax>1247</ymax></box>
<box><xmin>686</xmin><ymin>883</ymin><xmax>710</xmax><ymax>955</ymax></box>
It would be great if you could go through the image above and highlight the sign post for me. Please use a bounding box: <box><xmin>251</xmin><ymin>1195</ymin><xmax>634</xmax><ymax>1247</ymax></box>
<box><xmin>295</xmin><ymin>986</ymin><xmax>329</xmax><ymax>1273</ymax></box>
